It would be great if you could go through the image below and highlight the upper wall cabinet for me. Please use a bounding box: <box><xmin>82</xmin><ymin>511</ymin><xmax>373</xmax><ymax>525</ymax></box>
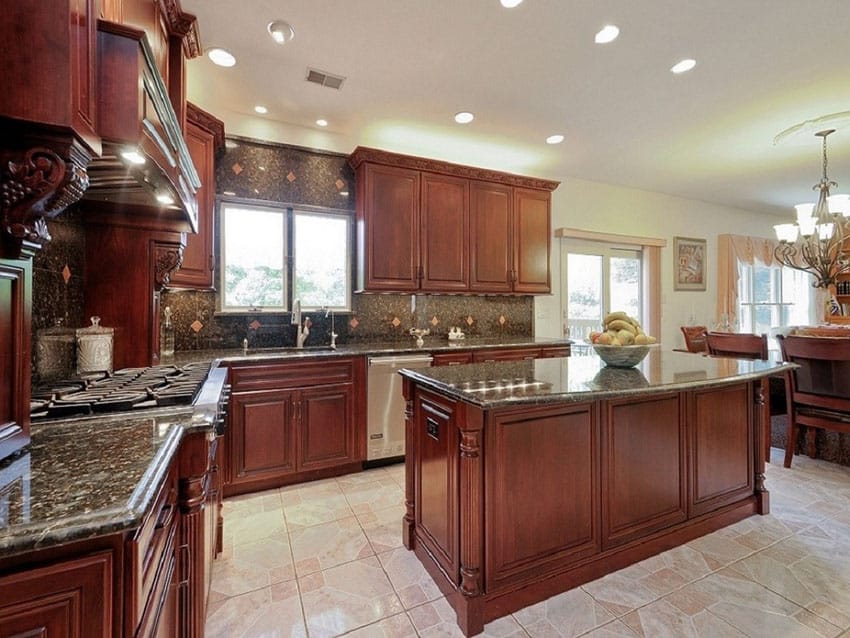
<box><xmin>169</xmin><ymin>103</ymin><xmax>225</xmax><ymax>290</ymax></box>
<box><xmin>349</xmin><ymin>147</ymin><xmax>558</xmax><ymax>294</ymax></box>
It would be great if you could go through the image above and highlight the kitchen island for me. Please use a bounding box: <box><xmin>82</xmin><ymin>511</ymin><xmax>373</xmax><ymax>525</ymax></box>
<box><xmin>398</xmin><ymin>350</ymin><xmax>793</xmax><ymax>636</ymax></box>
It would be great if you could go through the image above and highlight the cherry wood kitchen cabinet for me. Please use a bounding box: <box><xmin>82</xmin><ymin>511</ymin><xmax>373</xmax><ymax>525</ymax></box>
<box><xmin>512</xmin><ymin>187</ymin><xmax>552</xmax><ymax>293</ymax></box>
<box><xmin>469</xmin><ymin>181</ymin><xmax>513</xmax><ymax>292</ymax></box>
<box><xmin>0</xmin><ymin>261</ymin><xmax>31</xmax><ymax>461</ymax></box>
<box><xmin>357</xmin><ymin>163</ymin><xmax>421</xmax><ymax>291</ymax></box>
<box><xmin>225</xmin><ymin>356</ymin><xmax>366</xmax><ymax>496</ymax></box>
<box><xmin>170</xmin><ymin>103</ymin><xmax>225</xmax><ymax>290</ymax></box>
<box><xmin>433</xmin><ymin>345</ymin><xmax>571</xmax><ymax>367</ymax></box>
<box><xmin>432</xmin><ymin>351</ymin><xmax>475</xmax><ymax>367</ymax></box>
<box><xmin>0</xmin><ymin>551</ymin><xmax>114</xmax><ymax>637</ymax></box>
<box><xmin>472</xmin><ymin>346</ymin><xmax>542</xmax><ymax>363</ymax></box>
<box><xmin>349</xmin><ymin>147</ymin><xmax>558</xmax><ymax>295</ymax></box>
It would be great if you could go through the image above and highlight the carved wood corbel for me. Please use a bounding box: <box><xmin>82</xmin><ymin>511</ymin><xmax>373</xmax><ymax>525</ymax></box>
<box><xmin>0</xmin><ymin>143</ymin><xmax>90</xmax><ymax>259</ymax></box>
<box><xmin>154</xmin><ymin>238</ymin><xmax>186</xmax><ymax>291</ymax></box>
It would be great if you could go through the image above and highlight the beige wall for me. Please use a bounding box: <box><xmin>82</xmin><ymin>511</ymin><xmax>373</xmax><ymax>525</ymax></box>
<box><xmin>536</xmin><ymin>177</ymin><xmax>783</xmax><ymax>349</ymax></box>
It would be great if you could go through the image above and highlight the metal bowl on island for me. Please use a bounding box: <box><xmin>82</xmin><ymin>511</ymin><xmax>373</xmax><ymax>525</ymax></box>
<box><xmin>592</xmin><ymin>343</ymin><xmax>659</xmax><ymax>368</ymax></box>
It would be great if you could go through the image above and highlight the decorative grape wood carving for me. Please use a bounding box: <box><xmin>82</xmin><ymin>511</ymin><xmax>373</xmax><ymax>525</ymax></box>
<box><xmin>1</xmin><ymin>146</ymin><xmax>89</xmax><ymax>258</ymax></box>
<box><xmin>154</xmin><ymin>242</ymin><xmax>185</xmax><ymax>290</ymax></box>
<box><xmin>348</xmin><ymin>146</ymin><xmax>560</xmax><ymax>192</ymax></box>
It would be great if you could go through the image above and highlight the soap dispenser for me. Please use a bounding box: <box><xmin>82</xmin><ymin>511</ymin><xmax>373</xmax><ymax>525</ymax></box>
<box><xmin>160</xmin><ymin>306</ymin><xmax>175</xmax><ymax>357</ymax></box>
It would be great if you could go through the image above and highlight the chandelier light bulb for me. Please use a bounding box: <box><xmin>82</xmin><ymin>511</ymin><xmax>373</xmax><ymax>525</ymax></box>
<box><xmin>794</xmin><ymin>203</ymin><xmax>815</xmax><ymax>224</ymax></box>
<box><xmin>818</xmin><ymin>223</ymin><xmax>835</xmax><ymax>240</ymax></box>
<box><xmin>798</xmin><ymin>217</ymin><xmax>817</xmax><ymax>237</ymax></box>
<box><xmin>828</xmin><ymin>193</ymin><xmax>850</xmax><ymax>216</ymax></box>
<box><xmin>774</xmin><ymin>224</ymin><xmax>799</xmax><ymax>243</ymax></box>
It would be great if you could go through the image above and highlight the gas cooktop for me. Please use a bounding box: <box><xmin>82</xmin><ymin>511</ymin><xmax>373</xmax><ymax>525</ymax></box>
<box><xmin>31</xmin><ymin>362</ymin><xmax>212</xmax><ymax>421</ymax></box>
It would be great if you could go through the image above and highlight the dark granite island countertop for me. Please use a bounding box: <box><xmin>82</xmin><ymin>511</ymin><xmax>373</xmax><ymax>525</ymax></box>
<box><xmin>0</xmin><ymin>409</ymin><xmax>200</xmax><ymax>558</ymax></box>
<box><xmin>397</xmin><ymin>348</ymin><xmax>794</xmax><ymax>408</ymax></box>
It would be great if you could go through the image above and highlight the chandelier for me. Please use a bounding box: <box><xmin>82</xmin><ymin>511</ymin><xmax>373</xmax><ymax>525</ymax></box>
<box><xmin>773</xmin><ymin>129</ymin><xmax>850</xmax><ymax>289</ymax></box>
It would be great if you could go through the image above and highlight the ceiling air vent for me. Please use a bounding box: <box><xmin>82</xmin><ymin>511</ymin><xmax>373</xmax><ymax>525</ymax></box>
<box><xmin>306</xmin><ymin>68</ymin><xmax>346</xmax><ymax>90</ymax></box>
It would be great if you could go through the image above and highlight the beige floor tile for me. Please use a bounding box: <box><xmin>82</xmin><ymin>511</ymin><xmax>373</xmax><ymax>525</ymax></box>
<box><xmin>336</xmin><ymin>466</ymin><xmax>396</xmax><ymax>489</ymax></box>
<box><xmin>634</xmin><ymin>544</ymin><xmax>715</xmax><ymax>597</ymax></box>
<box><xmin>280</xmin><ymin>477</ymin><xmax>342</xmax><ymax>505</ymax></box>
<box><xmin>341</xmin><ymin>480</ymin><xmax>405</xmax><ymax>517</ymax></box>
<box><xmin>580</xmin><ymin>563</ymin><xmax>660</xmax><ymax>616</ymax></box>
<box><xmin>377</xmin><ymin>546</ymin><xmax>442</xmax><ymax>609</ymax></box>
<box><xmin>210</xmin><ymin>537</ymin><xmax>294</xmax><ymax>598</ymax></box>
<box><xmin>623</xmin><ymin>598</ymin><xmax>745</xmax><ymax>637</ymax></box>
<box><xmin>289</xmin><ymin>515</ymin><xmax>373</xmax><ymax>575</ymax></box>
<box><xmin>664</xmin><ymin>567</ymin><xmax>842</xmax><ymax>637</ymax></box>
<box><xmin>343</xmin><ymin>612</ymin><xmax>417</xmax><ymax>637</ymax></box>
<box><xmin>579</xmin><ymin>620</ymin><xmax>639</xmax><ymax>637</ymax></box>
<box><xmin>222</xmin><ymin>489</ymin><xmax>283</xmax><ymax>516</ymax></box>
<box><xmin>407</xmin><ymin>597</ymin><xmax>529</xmax><ymax>637</ymax></box>
<box><xmin>359</xmin><ymin>503</ymin><xmax>405</xmax><ymax>553</ymax></box>
<box><xmin>512</xmin><ymin>587</ymin><xmax>616</xmax><ymax>637</ymax></box>
<box><xmin>299</xmin><ymin>556</ymin><xmax>404</xmax><ymax>637</ymax></box>
<box><xmin>682</xmin><ymin>527</ymin><xmax>754</xmax><ymax>571</ymax></box>
<box><xmin>224</xmin><ymin>508</ymin><xmax>287</xmax><ymax>548</ymax></box>
<box><xmin>282</xmin><ymin>491</ymin><xmax>355</xmax><ymax>529</ymax></box>
<box><xmin>205</xmin><ymin>581</ymin><xmax>307</xmax><ymax>638</ymax></box>
<box><xmin>731</xmin><ymin>528</ymin><xmax>850</xmax><ymax>629</ymax></box>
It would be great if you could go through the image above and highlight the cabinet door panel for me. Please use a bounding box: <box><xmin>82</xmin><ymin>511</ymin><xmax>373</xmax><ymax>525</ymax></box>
<box><xmin>299</xmin><ymin>385</ymin><xmax>355</xmax><ymax>470</ymax></box>
<box><xmin>360</xmin><ymin>164</ymin><xmax>420</xmax><ymax>291</ymax></box>
<box><xmin>469</xmin><ymin>181</ymin><xmax>512</xmax><ymax>292</ymax></box>
<box><xmin>171</xmin><ymin>120</ymin><xmax>215</xmax><ymax>289</ymax></box>
<box><xmin>690</xmin><ymin>383</ymin><xmax>754</xmax><ymax>516</ymax></box>
<box><xmin>0</xmin><ymin>260</ymin><xmax>30</xmax><ymax>461</ymax></box>
<box><xmin>486</xmin><ymin>402</ymin><xmax>599</xmax><ymax>590</ymax></box>
<box><xmin>420</xmin><ymin>172</ymin><xmax>469</xmax><ymax>291</ymax></box>
<box><xmin>0</xmin><ymin>552</ymin><xmax>112</xmax><ymax>638</ymax></box>
<box><xmin>601</xmin><ymin>394</ymin><xmax>686</xmax><ymax>549</ymax></box>
<box><xmin>230</xmin><ymin>390</ymin><xmax>296</xmax><ymax>483</ymax></box>
<box><xmin>513</xmin><ymin>188</ymin><xmax>551</xmax><ymax>293</ymax></box>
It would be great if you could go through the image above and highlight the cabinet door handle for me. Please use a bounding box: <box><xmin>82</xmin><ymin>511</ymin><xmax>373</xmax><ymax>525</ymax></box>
<box><xmin>209</xmin><ymin>254</ymin><xmax>216</xmax><ymax>272</ymax></box>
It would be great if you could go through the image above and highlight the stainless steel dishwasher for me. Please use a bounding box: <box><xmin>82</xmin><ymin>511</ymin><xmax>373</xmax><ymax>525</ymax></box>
<box><xmin>367</xmin><ymin>354</ymin><xmax>433</xmax><ymax>461</ymax></box>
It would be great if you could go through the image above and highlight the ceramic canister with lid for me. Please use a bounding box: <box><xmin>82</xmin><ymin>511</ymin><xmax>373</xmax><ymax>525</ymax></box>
<box><xmin>36</xmin><ymin>319</ymin><xmax>76</xmax><ymax>382</ymax></box>
<box><xmin>76</xmin><ymin>316</ymin><xmax>114</xmax><ymax>374</ymax></box>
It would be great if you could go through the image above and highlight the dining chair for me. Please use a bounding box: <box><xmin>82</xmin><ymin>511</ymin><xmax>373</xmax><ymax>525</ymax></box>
<box><xmin>680</xmin><ymin>326</ymin><xmax>708</xmax><ymax>353</ymax></box>
<box><xmin>705</xmin><ymin>331</ymin><xmax>768</xmax><ymax>360</ymax></box>
<box><xmin>776</xmin><ymin>334</ymin><xmax>850</xmax><ymax>468</ymax></box>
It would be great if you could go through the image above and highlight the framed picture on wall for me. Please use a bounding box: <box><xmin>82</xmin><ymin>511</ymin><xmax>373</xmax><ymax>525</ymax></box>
<box><xmin>673</xmin><ymin>236</ymin><xmax>706</xmax><ymax>291</ymax></box>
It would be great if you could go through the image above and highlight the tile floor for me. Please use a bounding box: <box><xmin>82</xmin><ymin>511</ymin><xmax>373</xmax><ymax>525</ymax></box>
<box><xmin>206</xmin><ymin>449</ymin><xmax>850</xmax><ymax>637</ymax></box>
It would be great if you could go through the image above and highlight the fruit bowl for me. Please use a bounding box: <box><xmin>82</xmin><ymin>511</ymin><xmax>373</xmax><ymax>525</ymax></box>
<box><xmin>592</xmin><ymin>343</ymin><xmax>658</xmax><ymax>368</ymax></box>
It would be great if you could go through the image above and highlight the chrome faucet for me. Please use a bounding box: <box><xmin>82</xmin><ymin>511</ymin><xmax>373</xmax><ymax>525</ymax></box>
<box><xmin>324</xmin><ymin>307</ymin><xmax>338</xmax><ymax>350</ymax></box>
<box><xmin>292</xmin><ymin>299</ymin><xmax>310</xmax><ymax>348</ymax></box>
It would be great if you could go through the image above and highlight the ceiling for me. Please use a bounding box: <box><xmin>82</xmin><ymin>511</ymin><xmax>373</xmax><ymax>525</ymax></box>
<box><xmin>181</xmin><ymin>0</ymin><xmax>850</xmax><ymax>217</ymax></box>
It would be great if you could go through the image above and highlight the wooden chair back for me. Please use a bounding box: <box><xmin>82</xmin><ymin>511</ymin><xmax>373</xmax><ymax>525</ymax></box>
<box><xmin>705</xmin><ymin>331</ymin><xmax>768</xmax><ymax>360</ymax></box>
<box><xmin>776</xmin><ymin>334</ymin><xmax>850</xmax><ymax>467</ymax></box>
<box><xmin>680</xmin><ymin>326</ymin><xmax>708</xmax><ymax>353</ymax></box>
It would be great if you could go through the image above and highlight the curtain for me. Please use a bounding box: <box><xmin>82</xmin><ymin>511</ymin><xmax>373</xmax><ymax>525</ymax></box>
<box><xmin>716</xmin><ymin>234</ymin><xmax>780</xmax><ymax>328</ymax></box>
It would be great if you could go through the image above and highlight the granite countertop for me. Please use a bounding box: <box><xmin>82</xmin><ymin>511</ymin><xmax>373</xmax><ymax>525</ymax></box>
<box><xmin>0</xmin><ymin>408</ymin><xmax>204</xmax><ymax>558</ymax></box>
<box><xmin>168</xmin><ymin>335</ymin><xmax>571</xmax><ymax>366</ymax></box>
<box><xmin>398</xmin><ymin>349</ymin><xmax>795</xmax><ymax>408</ymax></box>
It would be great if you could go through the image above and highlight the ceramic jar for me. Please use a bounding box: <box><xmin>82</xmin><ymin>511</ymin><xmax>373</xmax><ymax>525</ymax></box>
<box><xmin>36</xmin><ymin>320</ymin><xmax>76</xmax><ymax>382</ymax></box>
<box><xmin>76</xmin><ymin>316</ymin><xmax>114</xmax><ymax>374</ymax></box>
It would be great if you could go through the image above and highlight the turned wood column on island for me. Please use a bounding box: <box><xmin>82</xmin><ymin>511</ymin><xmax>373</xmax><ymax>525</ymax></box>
<box><xmin>401</xmin><ymin>351</ymin><xmax>787</xmax><ymax>636</ymax></box>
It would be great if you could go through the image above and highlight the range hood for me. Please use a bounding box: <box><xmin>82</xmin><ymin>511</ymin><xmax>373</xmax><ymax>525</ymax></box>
<box><xmin>82</xmin><ymin>21</ymin><xmax>200</xmax><ymax>233</ymax></box>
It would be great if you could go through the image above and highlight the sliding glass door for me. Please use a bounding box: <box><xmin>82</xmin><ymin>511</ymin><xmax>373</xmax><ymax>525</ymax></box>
<box><xmin>562</xmin><ymin>241</ymin><xmax>642</xmax><ymax>349</ymax></box>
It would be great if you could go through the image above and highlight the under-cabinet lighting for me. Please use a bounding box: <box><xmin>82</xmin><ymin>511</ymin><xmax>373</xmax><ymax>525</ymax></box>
<box><xmin>120</xmin><ymin>150</ymin><xmax>146</xmax><ymax>165</ymax></box>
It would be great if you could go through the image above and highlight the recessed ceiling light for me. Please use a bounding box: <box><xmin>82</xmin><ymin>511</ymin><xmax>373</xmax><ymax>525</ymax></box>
<box><xmin>207</xmin><ymin>47</ymin><xmax>236</xmax><ymax>67</ymax></box>
<box><xmin>546</xmin><ymin>134</ymin><xmax>565</xmax><ymax>145</ymax></box>
<box><xmin>156</xmin><ymin>192</ymin><xmax>175</xmax><ymax>206</ymax></box>
<box><xmin>267</xmin><ymin>20</ymin><xmax>295</xmax><ymax>45</ymax></box>
<box><xmin>254</xmin><ymin>105</ymin><xmax>268</xmax><ymax>114</ymax></box>
<box><xmin>454</xmin><ymin>111</ymin><xmax>474</xmax><ymax>124</ymax></box>
<box><xmin>594</xmin><ymin>25</ymin><xmax>619</xmax><ymax>44</ymax></box>
<box><xmin>316</xmin><ymin>119</ymin><xmax>328</xmax><ymax>127</ymax></box>
<box><xmin>500</xmin><ymin>0</ymin><xmax>523</xmax><ymax>7</ymax></box>
<box><xmin>670</xmin><ymin>58</ymin><xmax>697</xmax><ymax>74</ymax></box>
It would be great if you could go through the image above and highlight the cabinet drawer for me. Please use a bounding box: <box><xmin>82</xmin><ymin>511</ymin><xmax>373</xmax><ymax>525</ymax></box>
<box><xmin>230</xmin><ymin>358</ymin><xmax>356</xmax><ymax>391</ymax></box>
<box><xmin>472</xmin><ymin>347</ymin><xmax>542</xmax><ymax>363</ymax></box>
<box><xmin>127</xmin><ymin>463</ymin><xmax>178</xmax><ymax>631</ymax></box>
<box><xmin>432</xmin><ymin>351</ymin><xmax>473</xmax><ymax>366</ymax></box>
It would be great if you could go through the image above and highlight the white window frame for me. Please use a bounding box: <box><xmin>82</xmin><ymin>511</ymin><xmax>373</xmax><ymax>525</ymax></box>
<box><xmin>218</xmin><ymin>198</ymin><xmax>353</xmax><ymax>314</ymax></box>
